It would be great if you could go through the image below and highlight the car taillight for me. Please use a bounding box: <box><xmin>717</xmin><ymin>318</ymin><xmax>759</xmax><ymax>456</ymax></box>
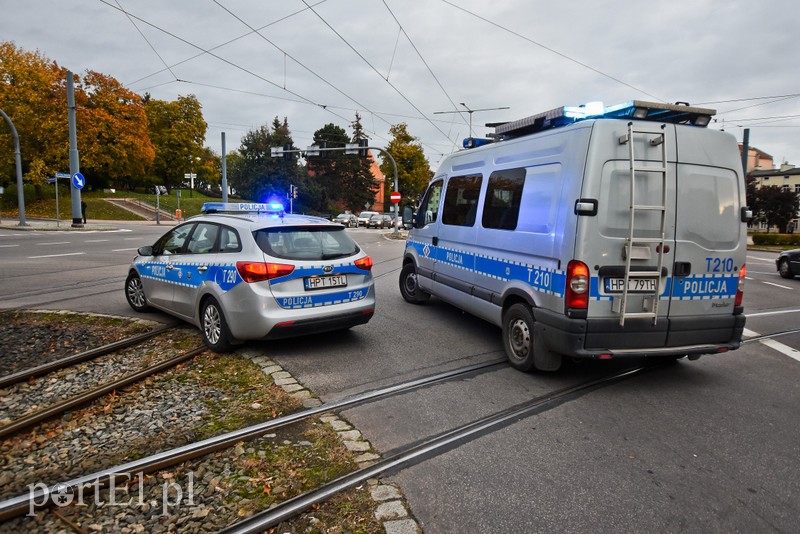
<box><xmin>735</xmin><ymin>264</ymin><xmax>746</xmax><ymax>307</ymax></box>
<box><xmin>355</xmin><ymin>256</ymin><xmax>373</xmax><ymax>271</ymax></box>
<box><xmin>236</xmin><ymin>261</ymin><xmax>294</xmax><ymax>283</ymax></box>
<box><xmin>565</xmin><ymin>260</ymin><xmax>589</xmax><ymax>309</ymax></box>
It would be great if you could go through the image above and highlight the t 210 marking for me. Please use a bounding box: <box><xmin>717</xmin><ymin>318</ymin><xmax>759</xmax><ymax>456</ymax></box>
<box><xmin>706</xmin><ymin>257</ymin><xmax>735</xmax><ymax>273</ymax></box>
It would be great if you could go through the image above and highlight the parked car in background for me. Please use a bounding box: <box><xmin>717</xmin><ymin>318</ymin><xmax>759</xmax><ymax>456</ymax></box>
<box><xmin>357</xmin><ymin>211</ymin><xmax>378</xmax><ymax>227</ymax></box>
<box><xmin>367</xmin><ymin>213</ymin><xmax>395</xmax><ymax>229</ymax></box>
<box><xmin>334</xmin><ymin>213</ymin><xmax>358</xmax><ymax>228</ymax></box>
<box><xmin>776</xmin><ymin>248</ymin><xmax>800</xmax><ymax>278</ymax></box>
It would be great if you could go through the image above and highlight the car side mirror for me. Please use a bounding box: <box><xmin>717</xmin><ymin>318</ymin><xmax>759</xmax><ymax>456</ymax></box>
<box><xmin>402</xmin><ymin>206</ymin><xmax>414</xmax><ymax>228</ymax></box>
<box><xmin>138</xmin><ymin>245</ymin><xmax>154</xmax><ymax>256</ymax></box>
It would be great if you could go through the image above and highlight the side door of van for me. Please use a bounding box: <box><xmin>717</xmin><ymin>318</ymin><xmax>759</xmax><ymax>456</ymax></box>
<box><xmin>432</xmin><ymin>174</ymin><xmax>482</xmax><ymax>304</ymax></box>
<box><xmin>408</xmin><ymin>178</ymin><xmax>444</xmax><ymax>292</ymax></box>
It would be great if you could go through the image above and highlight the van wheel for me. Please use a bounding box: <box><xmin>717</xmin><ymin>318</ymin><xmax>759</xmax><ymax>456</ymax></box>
<box><xmin>778</xmin><ymin>259</ymin><xmax>794</xmax><ymax>279</ymax></box>
<box><xmin>201</xmin><ymin>297</ymin><xmax>236</xmax><ymax>353</ymax></box>
<box><xmin>399</xmin><ymin>263</ymin><xmax>430</xmax><ymax>304</ymax></box>
<box><xmin>502</xmin><ymin>303</ymin><xmax>561</xmax><ymax>372</ymax></box>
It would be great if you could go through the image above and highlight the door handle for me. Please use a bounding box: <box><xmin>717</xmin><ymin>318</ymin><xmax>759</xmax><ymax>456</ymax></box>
<box><xmin>432</xmin><ymin>237</ymin><xmax>439</xmax><ymax>246</ymax></box>
<box><xmin>198</xmin><ymin>265</ymin><xmax>208</xmax><ymax>273</ymax></box>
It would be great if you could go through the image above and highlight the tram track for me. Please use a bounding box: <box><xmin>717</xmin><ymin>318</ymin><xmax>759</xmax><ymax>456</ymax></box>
<box><xmin>1</xmin><ymin>312</ymin><xmax>796</xmax><ymax>529</ymax></box>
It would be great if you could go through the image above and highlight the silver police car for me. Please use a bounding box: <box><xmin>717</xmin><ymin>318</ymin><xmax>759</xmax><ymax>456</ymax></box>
<box><xmin>125</xmin><ymin>202</ymin><xmax>375</xmax><ymax>351</ymax></box>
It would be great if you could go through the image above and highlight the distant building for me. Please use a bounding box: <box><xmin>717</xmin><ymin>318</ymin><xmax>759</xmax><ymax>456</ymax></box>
<box><xmin>742</xmin><ymin>144</ymin><xmax>800</xmax><ymax>232</ymax></box>
<box><xmin>368</xmin><ymin>151</ymin><xmax>386</xmax><ymax>213</ymax></box>
<box><xmin>738</xmin><ymin>144</ymin><xmax>774</xmax><ymax>174</ymax></box>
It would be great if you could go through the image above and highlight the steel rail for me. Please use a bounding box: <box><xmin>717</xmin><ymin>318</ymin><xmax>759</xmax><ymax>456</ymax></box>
<box><xmin>0</xmin><ymin>345</ymin><xmax>205</xmax><ymax>440</ymax></box>
<box><xmin>0</xmin><ymin>324</ymin><xmax>177</xmax><ymax>389</ymax></box>
<box><xmin>0</xmin><ymin>357</ymin><xmax>505</xmax><ymax>521</ymax></box>
<box><xmin>221</xmin><ymin>365</ymin><xmax>653</xmax><ymax>533</ymax></box>
<box><xmin>741</xmin><ymin>327</ymin><xmax>800</xmax><ymax>344</ymax></box>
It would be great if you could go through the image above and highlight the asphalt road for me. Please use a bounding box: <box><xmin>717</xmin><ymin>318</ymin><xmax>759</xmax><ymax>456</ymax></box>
<box><xmin>1</xmin><ymin>222</ymin><xmax>798</xmax><ymax>532</ymax></box>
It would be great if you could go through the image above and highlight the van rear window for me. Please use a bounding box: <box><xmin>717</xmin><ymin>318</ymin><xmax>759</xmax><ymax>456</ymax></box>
<box><xmin>254</xmin><ymin>227</ymin><xmax>359</xmax><ymax>260</ymax></box>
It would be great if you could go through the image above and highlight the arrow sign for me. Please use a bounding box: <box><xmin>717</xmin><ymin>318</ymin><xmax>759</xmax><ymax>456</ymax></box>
<box><xmin>71</xmin><ymin>172</ymin><xmax>85</xmax><ymax>189</ymax></box>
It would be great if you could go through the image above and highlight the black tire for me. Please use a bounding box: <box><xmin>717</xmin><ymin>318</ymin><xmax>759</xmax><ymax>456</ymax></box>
<box><xmin>200</xmin><ymin>297</ymin><xmax>236</xmax><ymax>353</ymax></box>
<box><xmin>778</xmin><ymin>259</ymin><xmax>794</xmax><ymax>279</ymax></box>
<box><xmin>125</xmin><ymin>272</ymin><xmax>151</xmax><ymax>312</ymax></box>
<box><xmin>502</xmin><ymin>303</ymin><xmax>562</xmax><ymax>372</ymax></box>
<box><xmin>399</xmin><ymin>263</ymin><xmax>430</xmax><ymax>304</ymax></box>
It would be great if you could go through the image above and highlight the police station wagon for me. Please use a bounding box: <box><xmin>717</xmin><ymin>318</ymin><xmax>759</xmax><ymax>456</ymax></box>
<box><xmin>125</xmin><ymin>202</ymin><xmax>375</xmax><ymax>351</ymax></box>
<box><xmin>401</xmin><ymin>101</ymin><xmax>749</xmax><ymax>372</ymax></box>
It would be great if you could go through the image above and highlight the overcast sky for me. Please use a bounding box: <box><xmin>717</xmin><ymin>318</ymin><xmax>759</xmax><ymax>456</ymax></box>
<box><xmin>3</xmin><ymin>0</ymin><xmax>799</xmax><ymax>170</ymax></box>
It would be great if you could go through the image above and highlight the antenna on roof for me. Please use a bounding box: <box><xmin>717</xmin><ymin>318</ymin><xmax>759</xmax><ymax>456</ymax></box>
<box><xmin>434</xmin><ymin>102</ymin><xmax>510</xmax><ymax>137</ymax></box>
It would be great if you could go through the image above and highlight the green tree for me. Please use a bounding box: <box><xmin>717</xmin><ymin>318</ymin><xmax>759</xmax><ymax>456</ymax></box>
<box><xmin>379</xmin><ymin>123</ymin><xmax>430</xmax><ymax>207</ymax></box>
<box><xmin>233</xmin><ymin>117</ymin><xmax>304</xmax><ymax>206</ymax></box>
<box><xmin>757</xmin><ymin>185</ymin><xmax>799</xmax><ymax>232</ymax></box>
<box><xmin>144</xmin><ymin>94</ymin><xmax>207</xmax><ymax>193</ymax></box>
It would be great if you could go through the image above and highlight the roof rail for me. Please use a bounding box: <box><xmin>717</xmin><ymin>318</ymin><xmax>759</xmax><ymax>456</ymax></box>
<box><xmin>492</xmin><ymin>100</ymin><xmax>716</xmax><ymax>141</ymax></box>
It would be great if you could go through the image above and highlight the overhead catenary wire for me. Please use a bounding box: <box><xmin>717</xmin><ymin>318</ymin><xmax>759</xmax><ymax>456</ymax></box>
<box><xmin>439</xmin><ymin>0</ymin><xmax>665</xmax><ymax>103</ymax></box>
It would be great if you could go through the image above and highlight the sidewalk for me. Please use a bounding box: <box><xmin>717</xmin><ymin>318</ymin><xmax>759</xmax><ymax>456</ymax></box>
<box><xmin>0</xmin><ymin>218</ymin><xmax>178</xmax><ymax>231</ymax></box>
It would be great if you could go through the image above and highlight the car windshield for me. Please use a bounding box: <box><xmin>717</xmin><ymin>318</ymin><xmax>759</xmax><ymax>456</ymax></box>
<box><xmin>254</xmin><ymin>226</ymin><xmax>359</xmax><ymax>260</ymax></box>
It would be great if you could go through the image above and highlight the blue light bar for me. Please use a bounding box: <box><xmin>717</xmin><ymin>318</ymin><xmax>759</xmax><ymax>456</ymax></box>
<box><xmin>201</xmin><ymin>202</ymin><xmax>284</xmax><ymax>214</ymax></box>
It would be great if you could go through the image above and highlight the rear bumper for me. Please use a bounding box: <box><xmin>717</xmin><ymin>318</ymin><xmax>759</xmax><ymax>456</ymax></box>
<box><xmin>264</xmin><ymin>309</ymin><xmax>374</xmax><ymax>340</ymax></box>
<box><xmin>533</xmin><ymin>308</ymin><xmax>746</xmax><ymax>359</ymax></box>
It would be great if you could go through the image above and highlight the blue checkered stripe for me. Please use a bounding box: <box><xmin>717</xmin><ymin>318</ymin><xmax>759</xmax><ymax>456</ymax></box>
<box><xmin>138</xmin><ymin>261</ymin><xmax>241</xmax><ymax>291</ymax></box>
<box><xmin>407</xmin><ymin>240</ymin><xmax>566</xmax><ymax>297</ymax></box>
<box><xmin>276</xmin><ymin>286</ymin><xmax>369</xmax><ymax>309</ymax></box>
<box><xmin>670</xmin><ymin>273</ymin><xmax>738</xmax><ymax>300</ymax></box>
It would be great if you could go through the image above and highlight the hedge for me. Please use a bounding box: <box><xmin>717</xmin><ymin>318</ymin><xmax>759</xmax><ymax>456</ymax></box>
<box><xmin>751</xmin><ymin>233</ymin><xmax>800</xmax><ymax>246</ymax></box>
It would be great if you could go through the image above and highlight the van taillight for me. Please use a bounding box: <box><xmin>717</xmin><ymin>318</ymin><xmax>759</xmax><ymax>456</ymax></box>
<box><xmin>236</xmin><ymin>262</ymin><xmax>294</xmax><ymax>283</ymax></box>
<box><xmin>735</xmin><ymin>265</ymin><xmax>746</xmax><ymax>307</ymax></box>
<box><xmin>566</xmin><ymin>260</ymin><xmax>590</xmax><ymax>309</ymax></box>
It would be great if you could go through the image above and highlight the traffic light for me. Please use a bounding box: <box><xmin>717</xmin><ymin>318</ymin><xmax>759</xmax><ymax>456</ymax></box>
<box><xmin>283</xmin><ymin>143</ymin><xmax>292</xmax><ymax>161</ymax></box>
<box><xmin>358</xmin><ymin>138</ymin><xmax>369</xmax><ymax>158</ymax></box>
<box><xmin>293</xmin><ymin>186</ymin><xmax>298</xmax><ymax>199</ymax></box>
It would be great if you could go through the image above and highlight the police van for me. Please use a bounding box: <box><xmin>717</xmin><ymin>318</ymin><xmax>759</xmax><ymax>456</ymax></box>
<box><xmin>400</xmin><ymin>101</ymin><xmax>749</xmax><ymax>372</ymax></box>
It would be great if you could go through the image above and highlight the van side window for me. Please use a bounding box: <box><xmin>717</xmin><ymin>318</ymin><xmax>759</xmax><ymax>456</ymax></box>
<box><xmin>442</xmin><ymin>174</ymin><xmax>482</xmax><ymax>227</ymax></box>
<box><xmin>482</xmin><ymin>169</ymin><xmax>525</xmax><ymax>230</ymax></box>
<box><xmin>417</xmin><ymin>179</ymin><xmax>444</xmax><ymax>226</ymax></box>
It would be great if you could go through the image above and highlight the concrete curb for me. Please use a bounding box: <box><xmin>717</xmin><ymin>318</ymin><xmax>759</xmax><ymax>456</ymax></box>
<box><xmin>241</xmin><ymin>350</ymin><xmax>421</xmax><ymax>533</ymax></box>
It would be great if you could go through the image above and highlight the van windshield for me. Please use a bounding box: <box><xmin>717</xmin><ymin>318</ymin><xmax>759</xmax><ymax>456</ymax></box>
<box><xmin>254</xmin><ymin>226</ymin><xmax>360</xmax><ymax>260</ymax></box>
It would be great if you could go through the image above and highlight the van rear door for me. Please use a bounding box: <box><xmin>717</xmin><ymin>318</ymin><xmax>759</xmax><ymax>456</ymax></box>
<box><xmin>668</xmin><ymin>128</ymin><xmax>745</xmax><ymax>345</ymax></box>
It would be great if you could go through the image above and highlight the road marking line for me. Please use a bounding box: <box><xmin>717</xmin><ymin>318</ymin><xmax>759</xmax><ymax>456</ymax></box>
<box><xmin>746</xmin><ymin>256</ymin><xmax>775</xmax><ymax>263</ymax></box>
<box><xmin>85</xmin><ymin>239</ymin><xmax>110</xmax><ymax>243</ymax></box>
<box><xmin>36</xmin><ymin>241</ymin><xmax>70</xmax><ymax>245</ymax></box>
<box><xmin>763</xmin><ymin>281</ymin><xmax>793</xmax><ymax>290</ymax></box>
<box><xmin>0</xmin><ymin>244</ymin><xmax>19</xmax><ymax>248</ymax></box>
<box><xmin>27</xmin><ymin>252</ymin><xmax>85</xmax><ymax>259</ymax></box>
<box><xmin>743</xmin><ymin>328</ymin><xmax>800</xmax><ymax>362</ymax></box>
<box><xmin>112</xmin><ymin>248</ymin><xmax>139</xmax><ymax>252</ymax></box>
<box><xmin>748</xmin><ymin>309</ymin><xmax>800</xmax><ymax>317</ymax></box>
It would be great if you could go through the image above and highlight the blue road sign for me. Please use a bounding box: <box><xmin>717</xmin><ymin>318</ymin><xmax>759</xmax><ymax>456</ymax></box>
<box><xmin>71</xmin><ymin>172</ymin><xmax>85</xmax><ymax>189</ymax></box>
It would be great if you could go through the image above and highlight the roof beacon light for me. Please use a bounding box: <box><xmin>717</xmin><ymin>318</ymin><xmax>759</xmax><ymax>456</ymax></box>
<box><xmin>201</xmin><ymin>202</ymin><xmax>285</xmax><ymax>214</ymax></box>
<box><xmin>495</xmin><ymin>100</ymin><xmax>716</xmax><ymax>140</ymax></box>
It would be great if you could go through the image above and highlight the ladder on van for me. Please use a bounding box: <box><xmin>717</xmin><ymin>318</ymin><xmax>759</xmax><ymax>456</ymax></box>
<box><xmin>616</xmin><ymin>122</ymin><xmax>667</xmax><ymax>326</ymax></box>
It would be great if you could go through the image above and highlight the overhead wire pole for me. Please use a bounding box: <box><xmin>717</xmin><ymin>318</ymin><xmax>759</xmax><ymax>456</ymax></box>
<box><xmin>0</xmin><ymin>108</ymin><xmax>27</xmax><ymax>226</ymax></box>
<box><xmin>434</xmin><ymin>103</ymin><xmax>510</xmax><ymax>139</ymax></box>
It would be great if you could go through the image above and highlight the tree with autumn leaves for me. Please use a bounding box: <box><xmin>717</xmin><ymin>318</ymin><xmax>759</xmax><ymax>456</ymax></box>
<box><xmin>0</xmin><ymin>41</ymin><xmax>207</xmax><ymax>194</ymax></box>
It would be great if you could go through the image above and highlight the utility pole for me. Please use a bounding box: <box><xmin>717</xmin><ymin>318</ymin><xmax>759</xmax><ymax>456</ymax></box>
<box><xmin>0</xmin><ymin>107</ymin><xmax>27</xmax><ymax>226</ymax></box>
<box><xmin>221</xmin><ymin>132</ymin><xmax>228</xmax><ymax>202</ymax></box>
<box><xmin>67</xmin><ymin>71</ymin><xmax>83</xmax><ymax>227</ymax></box>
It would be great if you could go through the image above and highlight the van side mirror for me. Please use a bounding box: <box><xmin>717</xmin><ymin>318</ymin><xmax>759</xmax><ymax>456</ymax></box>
<box><xmin>402</xmin><ymin>206</ymin><xmax>414</xmax><ymax>229</ymax></box>
<box><xmin>741</xmin><ymin>207</ymin><xmax>753</xmax><ymax>223</ymax></box>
